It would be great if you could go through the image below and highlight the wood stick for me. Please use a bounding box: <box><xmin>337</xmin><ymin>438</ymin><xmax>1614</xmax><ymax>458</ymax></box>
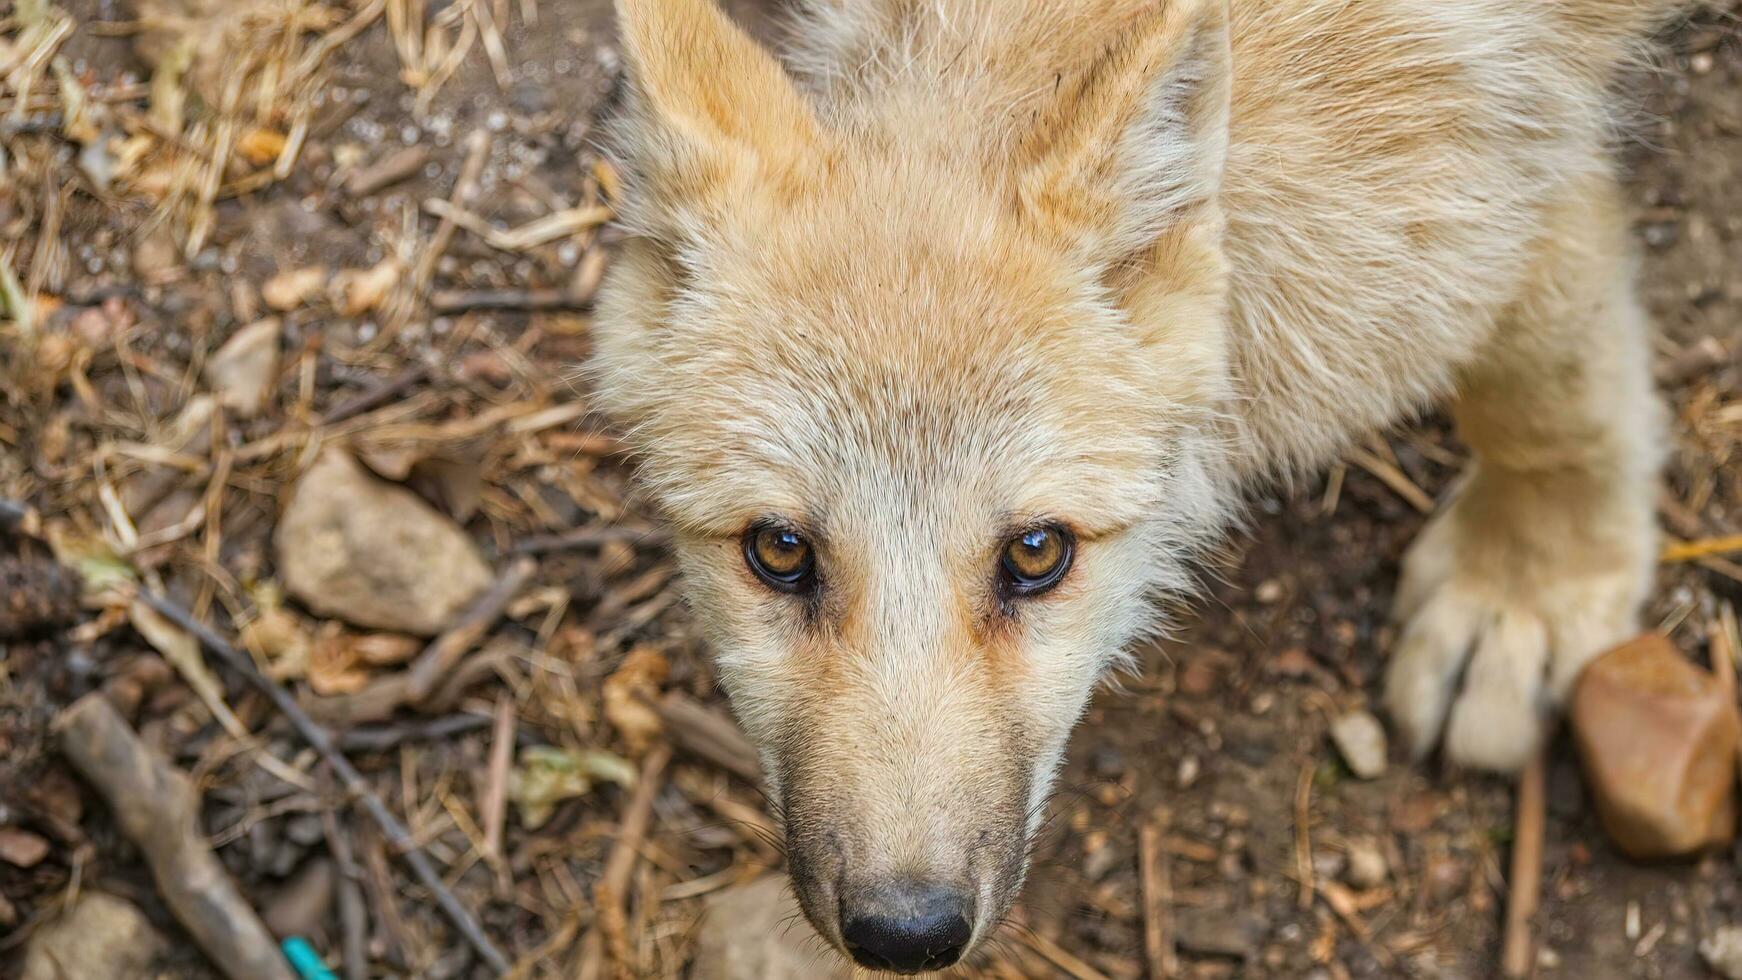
<box><xmin>406</xmin><ymin>556</ymin><xmax>536</xmax><ymax>704</ymax></box>
<box><xmin>429</xmin><ymin>287</ymin><xmax>592</xmax><ymax>314</ymax></box>
<box><xmin>335</xmin><ymin>712</ymin><xmax>493</xmax><ymax>753</ymax></box>
<box><xmin>134</xmin><ymin>589</ymin><xmax>511</xmax><ymax>974</ymax></box>
<box><xmin>1014</xmin><ymin>929</ymin><xmax>1112</xmax><ymax>980</ymax></box>
<box><xmin>1346</xmin><ymin>446</ymin><xmax>1435</xmax><ymax>514</ymax></box>
<box><xmin>1138</xmin><ymin>809</ymin><xmax>1178</xmax><ymax>979</ymax></box>
<box><xmin>481</xmin><ymin>695</ymin><xmax>515</xmax><ymax>864</ymax></box>
<box><xmin>319</xmin><ymin>798</ymin><xmax>371</xmax><ymax>980</ymax></box>
<box><xmin>654</xmin><ymin>691</ymin><xmax>764</xmax><ymax>788</ymax></box>
<box><xmin>345</xmin><ymin>145</ymin><xmax>430</xmax><ymax>197</ymax></box>
<box><xmin>1502</xmin><ymin>750</ymin><xmax>1547</xmax><ymax>979</ymax></box>
<box><xmin>595</xmin><ymin>747</ymin><xmax>671</xmax><ymax>977</ymax></box>
<box><xmin>1294</xmin><ymin>761</ymin><xmax>1315</xmax><ymax>911</ymax></box>
<box><xmin>511</xmin><ymin>523</ymin><xmax>667</xmax><ymax>556</ymax></box>
<box><xmin>1662</xmin><ymin>534</ymin><xmax>1742</xmax><ymax>564</ymax></box>
<box><xmin>407</xmin><ymin>129</ymin><xmax>490</xmax><ymax>308</ymax></box>
<box><xmin>56</xmin><ymin>694</ymin><xmax>296</xmax><ymax>980</ymax></box>
<box><xmin>319</xmin><ymin>365</ymin><xmax>430</xmax><ymax>426</ymax></box>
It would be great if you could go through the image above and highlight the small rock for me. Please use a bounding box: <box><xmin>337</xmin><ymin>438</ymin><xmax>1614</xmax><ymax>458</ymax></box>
<box><xmin>1702</xmin><ymin>925</ymin><xmax>1742</xmax><ymax>980</ymax></box>
<box><xmin>692</xmin><ymin>875</ymin><xmax>851</xmax><ymax>979</ymax></box>
<box><xmin>0</xmin><ymin>826</ymin><xmax>50</xmax><ymax>868</ymax></box>
<box><xmin>274</xmin><ymin>450</ymin><xmax>491</xmax><ymax>635</ymax></box>
<box><xmin>1177</xmin><ymin>754</ymin><xmax>1201</xmax><ymax>788</ymax></box>
<box><xmin>262</xmin><ymin>266</ymin><xmax>328</xmax><ymax>311</ymax></box>
<box><xmin>1083</xmin><ymin>834</ymin><xmax>1122</xmax><ymax>881</ymax></box>
<box><xmin>264</xmin><ymin>858</ymin><xmax>335</xmax><ymax>939</ymax></box>
<box><xmin>131</xmin><ymin>228</ymin><xmax>182</xmax><ymax>284</ymax></box>
<box><xmin>1330</xmin><ymin>710</ymin><xmax>1388</xmax><ymax>780</ymax></box>
<box><xmin>1571</xmin><ymin>634</ymin><xmax>1739</xmax><ymax>859</ymax></box>
<box><xmin>204</xmin><ymin>318</ymin><xmax>281</xmax><ymax>418</ymax></box>
<box><xmin>1178</xmin><ymin>657</ymin><xmax>1218</xmax><ymax>696</ymax></box>
<box><xmin>1345</xmin><ymin>838</ymin><xmax>1388</xmax><ymax>889</ymax></box>
<box><xmin>22</xmin><ymin>892</ymin><xmax>167</xmax><ymax>980</ymax></box>
<box><xmin>1423</xmin><ymin>852</ymin><xmax>1466</xmax><ymax>903</ymax></box>
<box><xmin>1175</xmin><ymin>910</ymin><xmax>1262</xmax><ymax>960</ymax></box>
<box><xmin>1312</xmin><ymin>850</ymin><xmax>1347</xmax><ymax>881</ymax></box>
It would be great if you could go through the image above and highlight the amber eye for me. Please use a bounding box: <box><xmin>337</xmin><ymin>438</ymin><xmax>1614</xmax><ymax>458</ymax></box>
<box><xmin>999</xmin><ymin>524</ymin><xmax>1074</xmax><ymax>597</ymax></box>
<box><xmin>744</xmin><ymin>523</ymin><xmax>816</xmax><ymax>593</ymax></box>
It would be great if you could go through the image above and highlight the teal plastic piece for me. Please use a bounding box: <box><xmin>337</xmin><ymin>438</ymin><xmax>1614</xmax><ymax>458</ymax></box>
<box><xmin>281</xmin><ymin>937</ymin><xmax>339</xmax><ymax>980</ymax></box>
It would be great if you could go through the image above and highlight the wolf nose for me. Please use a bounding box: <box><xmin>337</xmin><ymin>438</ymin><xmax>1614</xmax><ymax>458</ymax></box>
<box><xmin>841</xmin><ymin>882</ymin><xmax>973</xmax><ymax>974</ymax></box>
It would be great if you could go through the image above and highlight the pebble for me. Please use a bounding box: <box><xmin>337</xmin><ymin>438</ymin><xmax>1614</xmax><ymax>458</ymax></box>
<box><xmin>1703</xmin><ymin>925</ymin><xmax>1742</xmax><ymax>979</ymax></box>
<box><xmin>1329</xmin><ymin>710</ymin><xmax>1389</xmax><ymax>780</ymax></box>
<box><xmin>1175</xmin><ymin>910</ymin><xmax>1262</xmax><ymax>960</ymax></box>
<box><xmin>1345</xmin><ymin>838</ymin><xmax>1388</xmax><ymax>889</ymax></box>
<box><xmin>203</xmin><ymin>318</ymin><xmax>281</xmax><ymax>419</ymax></box>
<box><xmin>0</xmin><ymin>827</ymin><xmax>50</xmax><ymax>868</ymax></box>
<box><xmin>22</xmin><ymin>892</ymin><xmax>166</xmax><ymax>980</ymax></box>
<box><xmin>274</xmin><ymin>449</ymin><xmax>492</xmax><ymax>635</ymax></box>
<box><xmin>692</xmin><ymin>875</ymin><xmax>850</xmax><ymax>979</ymax></box>
<box><xmin>264</xmin><ymin>858</ymin><xmax>335</xmax><ymax>939</ymax></box>
<box><xmin>1571</xmin><ymin>634</ymin><xmax>1739</xmax><ymax>858</ymax></box>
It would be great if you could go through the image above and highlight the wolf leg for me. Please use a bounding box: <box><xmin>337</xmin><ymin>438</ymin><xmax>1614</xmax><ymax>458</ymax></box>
<box><xmin>1383</xmin><ymin>175</ymin><xmax>1664</xmax><ymax>772</ymax></box>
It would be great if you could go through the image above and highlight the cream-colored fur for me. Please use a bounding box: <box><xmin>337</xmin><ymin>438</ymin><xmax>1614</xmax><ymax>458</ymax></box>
<box><xmin>590</xmin><ymin>0</ymin><xmax>1680</xmax><ymax>964</ymax></box>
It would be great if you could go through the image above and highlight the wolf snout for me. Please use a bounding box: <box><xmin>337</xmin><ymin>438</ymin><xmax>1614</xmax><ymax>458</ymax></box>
<box><xmin>840</xmin><ymin>880</ymin><xmax>974</xmax><ymax>974</ymax></box>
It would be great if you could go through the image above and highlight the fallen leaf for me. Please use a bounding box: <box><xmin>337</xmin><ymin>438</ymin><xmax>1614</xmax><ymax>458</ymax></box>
<box><xmin>603</xmin><ymin>646</ymin><xmax>670</xmax><ymax>753</ymax></box>
<box><xmin>240</xmin><ymin>598</ymin><xmax>313</xmax><ymax>682</ymax></box>
<box><xmin>510</xmin><ymin>745</ymin><xmax>637</xmax><ymax>829</ymax></box>
<box><xmin>128</xmin><ymin>600</ymin><xmax>248</xmax><ymax>738</ymax></box>
<box><xmin>352</xmin><ymin>632</ymin><xmax>421</xmax><ymax>667</ymax></box>
<box><xmin>46</xmin><ymin>522</ymin><xmax>136</xmax><ymax>598</ymax></box>
<box><xmin>237</xmin><ymin>127</ymin><xmax>287</xmax><ymax>167</ymax></box>
<box><xmin>261</xmin><ymin>266</ymin><xmax>327</xmax><ymax>311</ymax></box>
<box><xmin>307</xmin><ymin>624</ymin><xmax>372</xmax><ymax>696</ymax></box>
<box><xmin>332</xmin><ymin>258</ymin><xmax>402</xmax><ymax>317</ymax></box>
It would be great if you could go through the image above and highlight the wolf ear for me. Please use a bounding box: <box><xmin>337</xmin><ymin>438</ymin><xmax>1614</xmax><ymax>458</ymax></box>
<box><xmin>612</xmin><ymin>0</ymin><xmax>820</xmax><ymax>224</ymax></box>
<box><xmin>1014</xmin><ymin>0</ymin><xmax>1231</xmax><ymax>270</ymax></box>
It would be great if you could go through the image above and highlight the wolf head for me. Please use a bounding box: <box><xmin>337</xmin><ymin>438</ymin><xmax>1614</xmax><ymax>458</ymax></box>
<box><xmin>589</xmin><ymin>0</ymin><xmax>1235</xmax><ymax>969</ymax></box>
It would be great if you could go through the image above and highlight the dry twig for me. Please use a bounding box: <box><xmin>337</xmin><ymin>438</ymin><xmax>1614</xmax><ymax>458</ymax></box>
<box><xmin>134</xmin><ymin>589</ymin><xmax>512</xmax><ymax>973</ymax></box>
<box><xmin>406</xmin><ymin>555</ymin><xmax>536</xmax><ymax>704</ymax></box>
<box><xmin>592</xmin><ymin>746</ymin><xmax>672</xmax><ymax>978</ymax></box>
<box><xmin>57</xmin><ymin>694</ymin><xmax>296</xmax><ymax>980</ymax></box>
<box><xmin>1502</xmin><ymin>750</ymin><xmax>1547</xmax><ymax>978</ymax></box>
<box><xmin>1138</xmin><ymin>809</ymin><xmax>1178</xmax><ymax>979</ymax></box>
<box><xmin>654</xmin><ymin>691</ymin><xmax>763</xmax><ymax>787</ymax></box>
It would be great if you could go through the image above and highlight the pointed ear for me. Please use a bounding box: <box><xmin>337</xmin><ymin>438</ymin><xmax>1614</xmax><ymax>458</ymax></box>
<box><xmin>1014</xmin><ymin>0</ymin><xmax>1231</xmax><ymax>269</ymax></box>
<box><xmin>612</xmin><ymin>0</ymin><xmax>820</xmax><ymax>217</ymax></box>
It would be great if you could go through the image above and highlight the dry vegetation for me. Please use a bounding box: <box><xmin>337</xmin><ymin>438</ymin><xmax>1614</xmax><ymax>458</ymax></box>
<box><xmin>0</xmin><ymin>1</ymin><xmax>1740</xmax><ymax>978</ymax></box>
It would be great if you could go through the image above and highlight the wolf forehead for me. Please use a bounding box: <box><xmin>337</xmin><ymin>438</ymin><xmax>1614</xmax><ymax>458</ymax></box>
<box><xmin>591</xmin><ymin>218</ymin><xmax>1175</xmax><ymax>537</ymax></box>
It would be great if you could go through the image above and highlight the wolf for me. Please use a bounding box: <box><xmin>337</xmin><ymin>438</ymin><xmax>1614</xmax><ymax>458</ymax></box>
<box><xmin>587</xmin><ymin>0</ymin><xmax>1687</xmax><ymax>971</ymax></box>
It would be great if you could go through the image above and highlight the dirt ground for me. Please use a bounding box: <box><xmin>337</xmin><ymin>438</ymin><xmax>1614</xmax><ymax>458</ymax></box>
<box><xmin>1</xmin><ymin>1</ymin><xmax>1740</xmax><ymax>978</ymax></box>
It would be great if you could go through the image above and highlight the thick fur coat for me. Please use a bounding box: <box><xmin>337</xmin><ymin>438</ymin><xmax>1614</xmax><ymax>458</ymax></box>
<box><xmin>588</xmin><ymin>0</ymin><xmax>1686</xmax><ymax>967</ymax></box>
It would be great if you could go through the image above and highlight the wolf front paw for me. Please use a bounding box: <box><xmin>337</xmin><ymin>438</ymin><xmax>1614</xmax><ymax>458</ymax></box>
<box><xmin>1381</xmin><ymin>481</ymin><xmax>1651</xmax><ymax>773</ymax></box>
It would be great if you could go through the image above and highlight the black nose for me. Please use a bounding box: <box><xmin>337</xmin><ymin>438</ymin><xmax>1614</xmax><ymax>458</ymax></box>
<box><xmin>841</xmin><ymin>882</ymin><xmax>973</xmax><ymax>974</ymax></box>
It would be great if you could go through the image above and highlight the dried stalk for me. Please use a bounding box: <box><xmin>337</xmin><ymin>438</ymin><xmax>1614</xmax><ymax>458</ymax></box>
<box><xmin>134</xmin><ymin>588</ymin><xmax>511</xmax><ymax>974</ymax></box>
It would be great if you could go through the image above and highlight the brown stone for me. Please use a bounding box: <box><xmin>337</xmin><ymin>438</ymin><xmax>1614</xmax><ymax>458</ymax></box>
<box><xmin>692</xmin><ymin>875</ymin><xmax>851</xmax><ymax>979</ymax></box>
<box><xmin>1570</xmin><ymin>633</ymin><xmax>1740</xmax><ymax>859</ymax></box>
<box><xmin>274</xmin><ymin>450</ymin><xmax>491</xmax><ymax>635</ymax></box>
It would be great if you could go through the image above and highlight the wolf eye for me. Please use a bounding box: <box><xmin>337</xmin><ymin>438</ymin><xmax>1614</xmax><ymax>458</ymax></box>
<box><xmin>999</xmin><ymin>525</ymin><xmax>1074</xmax><ymax>597</ymax></box>
<box><xmin>744</xmin><ymin>523</ymin><xmax>816</xmax><ymax>593</ymax></box>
